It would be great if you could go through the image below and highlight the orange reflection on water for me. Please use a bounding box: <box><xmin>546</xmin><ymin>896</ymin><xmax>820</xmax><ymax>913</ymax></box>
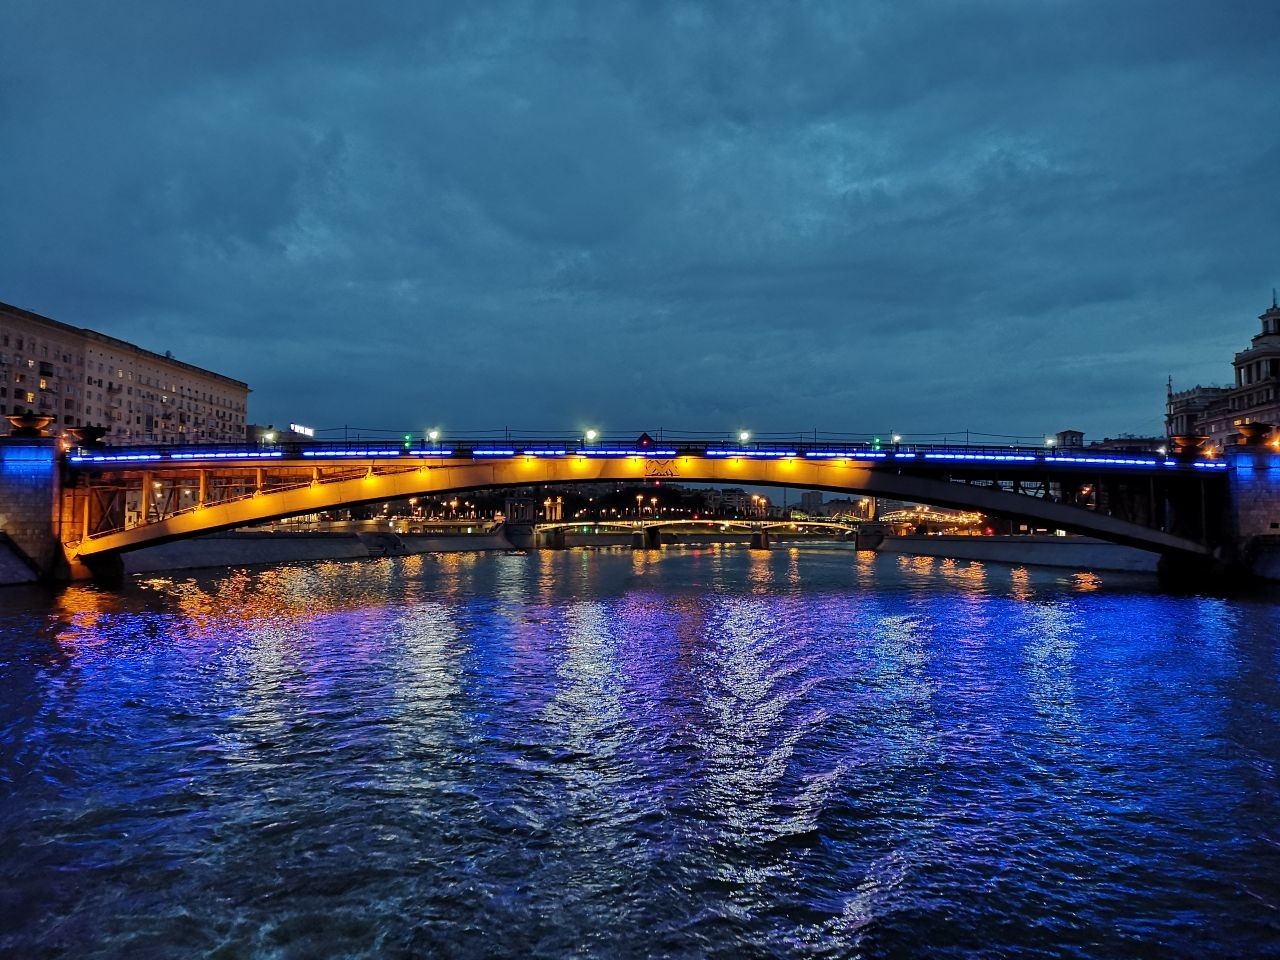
<box><xmin>937</xmin><ymin>558</ymin><xmax>988</xmax><ymax>592</ymax></box>
<box><xmin>1010</xmin><ymin>567</ymin><xmax>1034</xmax><ymax>601</ymax></box>
<box><xmin>49</xmin><ymin>585</ymin><xmax>129</xmax><ymax>650</ymax></box>
<box><xmin>1072</xmin><ymin>571</ymin><xmax>1102</xmax><ymax>592</ymax></box>
<box><xmin>747</xmin><ymin>549</ymin><xmax>774</xmax><ymax>591</ymax></box>
<box><xmin>899</xmin><ymin>555</ymin><xmax>936</xmax><ymax>575</ymax></box>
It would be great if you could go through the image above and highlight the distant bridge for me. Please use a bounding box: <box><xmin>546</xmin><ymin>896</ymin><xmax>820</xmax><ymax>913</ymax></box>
<box><xmin>58</xmin><ymin>435</ymin><xmax>1228</xmax><ymax>575</ymax></box>
<box><xmin>533</xmin><ymin>517</ymin><xmax>860</xmax><ymax>549</ymax></box>
<box><xmin>536</xmin><ymin>518</ymin><xmax>859</xmax><ymax>533</ymax></box>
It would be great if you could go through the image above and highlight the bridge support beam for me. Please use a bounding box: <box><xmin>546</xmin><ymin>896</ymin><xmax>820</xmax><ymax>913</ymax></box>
<box><xmin>140</xmin><ymin>471</ymin><xmax>152</xmax><ymax>525</ymax></box>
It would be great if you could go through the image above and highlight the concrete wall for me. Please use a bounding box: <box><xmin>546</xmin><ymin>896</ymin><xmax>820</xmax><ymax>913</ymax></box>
<box><xmin>0</xmin><ymin>439</ymin><xmax>60</xmax><ymax>576</ymax></box>
<box><xmin>0</xmin><ymin>536</ymin><xmax>39</xmax><ymax>584</ymax></box>
<box><xmin>123</xmin><ymin>530</ymin><xmax>514</xmax><ymax>574</ymax></box>
<box><xmin>1228</xmin><ymin>449</ymin><xmax>1280</xmax><ymax>538</ymax></box>
<box><xmin>876</xmin><ymin>534</ymin><xmax>1159</xmax><ymax>572</ymax></box>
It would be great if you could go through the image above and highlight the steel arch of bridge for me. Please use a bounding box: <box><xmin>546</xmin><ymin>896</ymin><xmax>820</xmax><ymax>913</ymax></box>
<box><xmin>61</xmin><ymin>439</ymin><xmax>1223</xmax><ymax>563</ymax></box>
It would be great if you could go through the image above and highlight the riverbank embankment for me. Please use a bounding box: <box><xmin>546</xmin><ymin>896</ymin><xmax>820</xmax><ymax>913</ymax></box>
<box><xmin>875</xmin><ymin>534</ymin><xmax>1159</xmax><ymax>572</ymax></box>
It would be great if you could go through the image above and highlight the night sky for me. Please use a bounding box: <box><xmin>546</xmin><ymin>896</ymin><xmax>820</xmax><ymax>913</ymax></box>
<box><xmin>2</xmin><ymin>2</ymin><xmax>1277</xmax><ymax>442</ymax></box>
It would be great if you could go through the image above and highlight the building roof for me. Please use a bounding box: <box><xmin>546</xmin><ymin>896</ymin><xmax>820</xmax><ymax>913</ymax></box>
<box><xmin>0</xmin><ymin>300</ymin><xmax>249</xmax><ymax>391</ymax></box>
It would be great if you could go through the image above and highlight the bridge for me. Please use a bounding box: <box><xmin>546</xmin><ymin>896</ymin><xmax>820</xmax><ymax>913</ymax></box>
<box><xmin>532</xmin><ymin>517</ymin><xmax>861</xmax><ymax>549</ymax></box>
<box><xmin>536</xmin><ymin>518</ymin><xmax>860</xmax><ymax>534</ymax></box>
<box><xmin>54</xmin><ymin>434</ymin><xmax>1229</xmax><ymax>578</ymax></box>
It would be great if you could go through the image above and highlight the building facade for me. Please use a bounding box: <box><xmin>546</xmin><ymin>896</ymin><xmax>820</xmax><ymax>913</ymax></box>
<box><xmin>1167</xmin><ymin>299</ymin><xmax>1280</xmax><ymax>451</ymax></box>
<box><xmin>0</xmin><ymin>301</ymin><xmax>249</xmax><ymax>445</ymax></box>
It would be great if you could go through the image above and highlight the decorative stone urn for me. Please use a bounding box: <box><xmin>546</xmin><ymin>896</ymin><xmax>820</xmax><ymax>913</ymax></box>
<box><xmin>4</xmin><ymin>411</ymin><xmax>55</xmax><ymax>437</ymax></box>
<box><xmin>1232</xmin><ymin>422</ymin><xmax>1271</xmax><ymax>447</ymax></box>
<box><xmin>1170</xmin><ymin>435</ymin><xmax>1209</xmax><ymax>461</ymax></box>
<box><xmin>66</xmin><ymin>425</ymin><xmax>109</xmax><ymax>448</ymax></box>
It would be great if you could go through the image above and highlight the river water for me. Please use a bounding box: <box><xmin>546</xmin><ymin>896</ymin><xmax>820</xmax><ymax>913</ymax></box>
<box><xmin>1</xmin><ymin>546</ymin><xmax>1278</xmax><ymax>959</ymax></box>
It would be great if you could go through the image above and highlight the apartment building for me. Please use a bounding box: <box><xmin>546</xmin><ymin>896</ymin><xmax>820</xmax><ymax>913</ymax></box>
<box><xmin>0</xmin><ymin>300</ymin><xmax>249</xmax><ymax>444</ymax></box>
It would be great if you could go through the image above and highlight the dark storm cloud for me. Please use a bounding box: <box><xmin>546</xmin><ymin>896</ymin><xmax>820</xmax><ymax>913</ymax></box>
<box><xmin>2</xmin><ymin>0</ymin><xmax>1278</xmax><ymax>440</ymax></box>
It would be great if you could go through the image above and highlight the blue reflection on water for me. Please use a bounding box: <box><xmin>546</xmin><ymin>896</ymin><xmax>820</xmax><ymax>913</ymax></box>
<box><xmin>1</xmin><ymin>546</ymin><xmax>1279</xmax><ymax>958</ymax></box>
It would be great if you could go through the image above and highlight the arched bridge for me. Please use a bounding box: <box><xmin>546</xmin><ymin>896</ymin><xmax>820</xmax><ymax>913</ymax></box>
<box><xmin>533</xmin><ymin>517</ymin><xmax>861</xmax><ymax>549</ymax></box>
<box><xmin>537</xmin><ymin>518</ymin><xmax>860</xmax><ymax>534</ymax></box>
<box><xmin>60</xmin><ymin>436</ymin><xmax>1228</xmax><ymax>574</ymax></box>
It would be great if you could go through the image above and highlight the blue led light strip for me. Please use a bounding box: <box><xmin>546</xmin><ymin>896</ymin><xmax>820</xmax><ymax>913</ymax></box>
<box><xmin>406</xmin><ymin>449</ymin><xmax>456</xmax><ymax>457</ymax></box>
<box><xmin>706</xmin><ymin>450</ymin><xmax>798</xmax><ymax>458</ymax></box>
<box><xmin>580</xmin><ymin>449</ymin><xmax>678</xmax><ymax>457</ymax></box>
<box><xmin>802</xmin><ymin>450</ymin><xmax>889</xmax><ymax>459</ymax></box>
<box><xmin>925</xmin><ymin>453</ymin><xmax>1037</xmax><ymax>462</ymax></box>
<box><xmin>171</xmin><ymin>451</ymin><xmax>284</xmax><ymax>460</ymax></box>
<box><xmin>70</xmin><ymin>453</ymin><xmax>164</xmax><ymax>463</ymax></box>
<box><xmin>302</xmin><ymin>450</ymin><xmax>402</xmax><ymax>457</ymax></box>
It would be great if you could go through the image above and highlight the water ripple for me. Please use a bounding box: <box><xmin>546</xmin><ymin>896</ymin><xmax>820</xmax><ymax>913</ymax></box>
<box><xmin>1</xmin><ymin>550</ymin><xmax>1278</xmax><ymax>958</ymax></box>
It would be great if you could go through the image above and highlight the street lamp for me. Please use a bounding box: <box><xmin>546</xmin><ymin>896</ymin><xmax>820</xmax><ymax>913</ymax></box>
<box><xmin>739</xmin><ymin>430</ymin><xmax>750</xmax><ymax>444</ymax></box>
<box><xmin>585</xmin><ymin>428</ymin><xmax>598</xmax><ymax>444</ymax></box>
<box><xmin>427</xmin><ymin>428</ymin><xmax>440</xmax><ymax>444</ymax></box>
<box><xmin>636</xmin><ymin>493</ymin><xmax>643</xmax><ymax>518</ymax></box>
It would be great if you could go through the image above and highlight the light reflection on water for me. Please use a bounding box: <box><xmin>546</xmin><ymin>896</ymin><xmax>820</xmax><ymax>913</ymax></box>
<box><xmin>1</xmin><ymin>547</ymin><xmax>1278</xmax><ymax>959</ymax></box>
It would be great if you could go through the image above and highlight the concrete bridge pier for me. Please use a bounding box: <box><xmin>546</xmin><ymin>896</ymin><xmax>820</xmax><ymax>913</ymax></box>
<box><xmin>78</xmin><ymin>552</ymin><xmax>125</xmax><ymax>587</ymax></box>
<box><xmin>0</xmin><ymin>439</ymin><xmax>63</xmax><ymax>581</ymax></box>
<box><xmin>538</xmin><ymin>527</ymin><xmax>567</xmax><ymax>549</ymax></box>
<box><xmin>630</xmin><ymin>526</ymin><xmax>662</xmax><ymax>549</ymax></box>
<box><xmin>749</xmin><ymin>528</ymin><xmax>770</xmax><ymax>550</ymax></box>
<box><xmin>502</xmin><ymin>522</ymin><xmax>536</xmax><ymax>550</ymax></box>
<box><xmin>1226</xmin><ymin>445</ymin><xmax>1280</xmax><ymax>579</ymax></box>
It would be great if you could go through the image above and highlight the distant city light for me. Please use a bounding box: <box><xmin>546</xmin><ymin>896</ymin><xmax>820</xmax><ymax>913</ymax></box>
<box><xmin>892</xmin><ymin>434</ymin><xmax>902</xmax><ymax>443</ymax></box>
<box><xmin>585</xmin><ymin>428</ymin><xmax>598</xmax><ymax>442</ymax></box>
<box><xmin>739</xmin><ymin>430</ymin><xmax>750</xmax><ymax>443</ymax></box>
<box><xmin>428</xmin><ymin>429</ymin><xmax>440</xmax><ymax>442</ymax></box>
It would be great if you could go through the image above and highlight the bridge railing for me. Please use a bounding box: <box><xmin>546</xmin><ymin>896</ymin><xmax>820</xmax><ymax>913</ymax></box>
<box><xmin>67</xmin><ymin>435</ymin><xmax>1228</xmax><ymax>473</ymax></box>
